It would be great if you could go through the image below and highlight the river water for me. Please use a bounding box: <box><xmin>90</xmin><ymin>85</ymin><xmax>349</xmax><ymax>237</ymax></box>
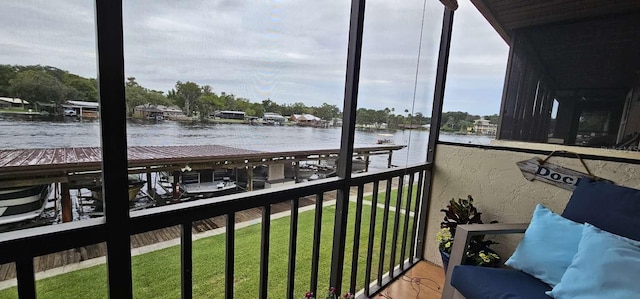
<box><xmin>0</xmin><ymin>115</ymin><xmax>494</xmax><ymax>171</ymax></box>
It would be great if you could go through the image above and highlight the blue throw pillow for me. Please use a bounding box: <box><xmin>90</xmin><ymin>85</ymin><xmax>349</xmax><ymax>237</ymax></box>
<box><xmin>562</xmin><ymin>179</ymin><xmax>640</xmax><ymax>241</ymax></box>
<box><xmin>547</xmin><ymin>223</ymin><xmax>640</xmax><ymax>299</ymax></box>
<box><xmin>504</xmin><ymin>204</ymin><xmax>583</xmax><ymax>287</ymax></box>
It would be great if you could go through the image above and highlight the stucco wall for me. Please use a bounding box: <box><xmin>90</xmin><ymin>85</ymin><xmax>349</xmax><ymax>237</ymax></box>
<box><xmin>423</xmin><ymin>143</ymin><xmax>640</xmax><ymax>266</ymax></box>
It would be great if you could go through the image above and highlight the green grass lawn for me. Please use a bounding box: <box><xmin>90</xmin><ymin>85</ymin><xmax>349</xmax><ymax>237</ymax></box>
<box><xmin>0</xmin><ymin>107</ymin><xmax>31</xmax><ymax>113</ymax></box>
<box><xmin>0</xmin><ymin>200</ymin><xmax>414</xmax><ymax>299</ymax></box>
<box><xmin>368</xmin><ymin>184</ymin><xmax>419</xmax><ymax>213</ymax></box>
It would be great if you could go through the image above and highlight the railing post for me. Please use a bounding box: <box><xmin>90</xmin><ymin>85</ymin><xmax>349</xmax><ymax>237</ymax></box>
<box><xmin>329</xmin><ymin>0</ymin><xmax>366</xmax><ymax>293</ymax></box>
<box><xmin>286</xmin><ymin>199</ymin><xmax>300</xmax><ymax>299</ymax></box>
<box><xmin>349</xmin><ymin>185</ymin><xmax>365</xmax><ymax>294</ymax></box>
<box><xmin>16</xmin><ymin>258</ymin><xmax>35</xmax><ymax>299</ymax></box>
<box><xmin>418</xmin><ymin>7</ymin><xmax>455</xmax><ymax>259</ymax></box>
<box><xmin>181</xmin><ymin>222</ymin><xmax>193</xmax><ymax>299</ymax></box>
<box><xmin>259</xmin><ymin>205</ymin><xmax>271</xmax><ymax>299</ymax></box>
<box><xmin>95</xmin><ymin>0</ymin><xmax>133</xmax><ymax>297</ymax></box>
<box><xmin>364</xmin><ymin>181</ymin><xmax>380</xmax><ymax>296</ymax></box>
<box><xmin>225</xmin><ymin>213</ymin><xmax>235</xmax><ymax>299</ymax></box>
<box><xmin>310</xmin><ymin>193</ymin><xmax>324</xmax><ymax>297</ymax></box>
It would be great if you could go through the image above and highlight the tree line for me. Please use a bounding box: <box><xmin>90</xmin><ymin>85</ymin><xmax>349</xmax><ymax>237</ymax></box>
<box><xmin>0</xmin><ymin>65</ymin><xmax>98</xmax><ymax>105</ymax></box>
<box><xmin>356</xmin><ymin>107</ymin><xmax>430</xmax><ymax>128</ymax></box>
<box><xmin>442</xmin><ymin>111</ymin><xmax>499</xmax><ymax>132</ymax></box>
<box><xmin>128</xmin><ymin>77</ymin><xmax>343</xmax><ymax>121</ymax></box>
<box><xmin>0</xmin><ymin>64</ymin><xmax>344</xmax><ymax>120</ymax></box>
<box><xmin>0</xmin><ymin>64</ymin><xmax>482</xmax><ymax>129</ymax></box>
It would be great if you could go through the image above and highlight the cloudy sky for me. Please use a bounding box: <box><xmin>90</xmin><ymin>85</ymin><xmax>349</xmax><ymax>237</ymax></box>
<box><xmin>1</xmin><ymin>0</ymin><xmax>508</xmax><ymax>116</ymax></box>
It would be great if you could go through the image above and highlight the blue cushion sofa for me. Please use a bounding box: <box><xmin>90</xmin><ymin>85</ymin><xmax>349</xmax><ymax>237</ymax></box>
<box><xmin>441</xmin><ymin>179</ymin><xmax>640</xmax><ymax>299</ymax></box>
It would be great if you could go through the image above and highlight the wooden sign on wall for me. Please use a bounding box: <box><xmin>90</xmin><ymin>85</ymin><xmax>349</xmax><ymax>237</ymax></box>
<box><xmin>516</xmin><ymin>157</ymin><xmax>609</xmax><ymax>191</ymax></box>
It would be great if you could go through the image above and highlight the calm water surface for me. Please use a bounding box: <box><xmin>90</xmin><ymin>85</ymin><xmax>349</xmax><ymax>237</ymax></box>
<box><xmin>0</xmin><ymin>115</ymin><xmax>493</xmax><ymax>171</ymax></box>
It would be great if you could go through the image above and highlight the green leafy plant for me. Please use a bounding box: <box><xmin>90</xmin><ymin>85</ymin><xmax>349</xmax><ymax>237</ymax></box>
<box><xmin>439</xmin><ymin>195</ymin><xmax>500</xmax><ymax>267</ymax></box>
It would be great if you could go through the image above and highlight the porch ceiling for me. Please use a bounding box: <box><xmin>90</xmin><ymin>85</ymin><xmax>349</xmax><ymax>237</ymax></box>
<box><xmin>524</xmin><ymin>13</ymin><xmax>640</xmax><ymax>91</ymax></box>
<box><xmin>471</xmin><ymin>0</ymin><xmax>640</xmax><ymax>91</ymax></box>
<box><xmin>471</xmin><ymin>0</ymin><xmax>640</xmax><ymax>43</ymax></box>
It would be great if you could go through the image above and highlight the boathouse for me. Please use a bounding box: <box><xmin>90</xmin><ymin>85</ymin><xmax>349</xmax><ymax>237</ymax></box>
<box><xmin>0</xmin><ymin>97</ymin><xmax>28</xmax><ymax>109</ymax></box>
<box><xmin>291</xmin><ymin>113</ymin><xmax>320</xmax><ymax>123</ymax></box>
<box><xmin>291</xmin><ymin>113</ymin><xmax>327</xmax><ymax>127</ymax></box>
<box><xmin>60</xmin><ymin>100</ymin><xmax>99</xmax><ymax>118</ymax></box>
<box><xmin>34</xmin><ymin>101</ymin><xmax>56</xmax><ymax>114</ymax></box>
<box><xmin>262</xmin><ymin>112</ymin><xmax>285</xmax><ymax>124</ymax></box>
<box><xmin>160</xmin><ymin>105</ymin><xmax>187</xmax><ymax>120</ymax></box>
<box><xmin>133</xmin><ymin>104</ymin><xmax>164</xmax><ymax>119</ymax></box>
<box><xmin>0</xmin><ymin>143</ymin><xmax>403</xmax><ymax>221</ymax></box>
<box><xmin>212</xmin><ymin>110</ymin><xmax>246</xmax><ymax>120</ymax></box>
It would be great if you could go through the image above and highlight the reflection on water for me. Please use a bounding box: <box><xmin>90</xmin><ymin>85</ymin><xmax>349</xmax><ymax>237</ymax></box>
<box><xmin>0</xmin><ymin>115</ymin><xmax>493</xmax><ymax>171</ymax></box>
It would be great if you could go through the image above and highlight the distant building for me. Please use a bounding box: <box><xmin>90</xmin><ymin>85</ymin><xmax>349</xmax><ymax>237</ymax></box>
<box><xmin>263</xmin><ymin>112</ymin><xmax>285</xmax><ymax>123</ymax></box>
<box><xmin>134</xmin><ymin>104</ymin><xmax>187</xmax><ymax>120</ymax></box>
<box><xmin>159</xmin><ymin>105</ymin><xmax>187</xmax><ymax>120</ymax></box>
<box><xmin>291</xmin><ymin>114</ymin><xmax>320</xmax><ymax>123</ymax></box>
<box><xmin>290</xmin><ymin>114</ymin><xmax>327</xmax><ymax>127</ymax></box>
<box><xmin>212</xmin><ymin>110</ymin><xmax>246</xmax><ymax>120</ymax></box>
<box><xmin>473</xmin><ymin>118</ymin><xmax>497</xmax><ymax>135</ymax></box>
<box><xmin>133</xmin><ymin>104</ymin><xmax>164</xmax><ymax>119</ymax></box>
<box><xmin>61</xmin><ymin>100</ymin><xmax>99</xmax><ymax>118</ymax></box>
<box><xmin>0</xmin><ymin>97</ymin><xmax>28</xmax><ymax>109</ymax></box>
<box><xmin>35</xmin><ymin>102</ymin><xmax>57</xmax><ymax>114</ymax></box>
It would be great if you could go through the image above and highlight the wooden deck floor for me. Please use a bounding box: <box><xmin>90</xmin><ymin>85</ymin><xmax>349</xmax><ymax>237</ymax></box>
<box><xmin>376</xmin><ymin>261</ymin><xmax>445</xmax><ymax>299</ymax></box>
<box><xmin>0</xmin><ymin>180</ymin><xmax>402</xmax><ymax>282</ymax></box>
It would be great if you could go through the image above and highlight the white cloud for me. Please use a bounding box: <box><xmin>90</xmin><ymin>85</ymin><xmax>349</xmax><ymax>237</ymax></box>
<box><xmin>0</xmin><ymin>0</ymin><xmax>508</xmax><ymax>116</ymax></box>
<box><xmin>443</xmin><ymin>0</ymin><xmax>509</xmax><ymax>115</ymax></box>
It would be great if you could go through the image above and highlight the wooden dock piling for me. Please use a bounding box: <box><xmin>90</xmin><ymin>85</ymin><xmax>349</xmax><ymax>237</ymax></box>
<box><xmin>61</xmin><ymin>183</ymin><xmax>72</xmax><ymax>223</ymax></box>
<box><xmin>145</xmin><ymin>167</ymin><xmax>153</xmax><ymax>197</ymax></box>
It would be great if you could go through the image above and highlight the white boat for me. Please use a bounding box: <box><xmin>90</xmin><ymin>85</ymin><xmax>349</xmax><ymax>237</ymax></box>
<box><xmin>89</xmin><ymin>176</ymin><xmax>146</xmax><ymax>202</ymax></box>
<box><xmin>0</xmin><ymin>184</ymin><xmax>51</xmax><ymax>226</ymax></box>
<box><xmin>376</xmin><ymin>133</ymin><xmax>394</xmax><ymax>144</ymax></box>
<box><xmin>295</xmin><ymin>163</ymin><xmax>337</xmax><ymax>181</ymax></box>
<box><xmin>180</xmin><ymin>177</ymin><xmax>238</xmax><ymax>199</ymax></box>
<box><xmin>147</xmin><ymin>114</ymin><xmax>163</xmax><ymax>121</ymax></box>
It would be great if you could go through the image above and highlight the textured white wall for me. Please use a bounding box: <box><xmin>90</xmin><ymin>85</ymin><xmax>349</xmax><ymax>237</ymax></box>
<box><xmin>423</xmin><ymin>143</ymin><xmax>640</xmax><ymax>266</ymax></box>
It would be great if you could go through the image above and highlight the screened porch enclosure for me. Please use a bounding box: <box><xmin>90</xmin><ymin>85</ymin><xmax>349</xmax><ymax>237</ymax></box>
<box><xmin>0</xmin><ymin>0</ymin><xmax>447</xmax><ymax>298</ymax></box>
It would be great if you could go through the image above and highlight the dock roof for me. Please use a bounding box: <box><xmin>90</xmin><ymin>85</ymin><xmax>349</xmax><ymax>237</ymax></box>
<box><xmin>0</xmin><ymin>144</ymin><xmax>405</xmax><ymax>179</ymax></box>
<box><xmin>62</xmin><ymin>100</ymin><xmax>100</xmax><ymax>108</ymax></box>
<box><xmin>0</xmin><ymin>97</ymin><xmax>28</xmax><ymax>105</ymax></box>
<box><xmin>0</xmin><ymin>145</ymin><xmax>259</xmax><ymax>175</ymax></box>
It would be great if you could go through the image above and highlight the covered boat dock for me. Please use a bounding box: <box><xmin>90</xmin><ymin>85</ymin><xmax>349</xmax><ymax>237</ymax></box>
<box><xmin>0</xmin><ymin>144</ymin><xmax>405</xmax><ymax>222</ymax></box>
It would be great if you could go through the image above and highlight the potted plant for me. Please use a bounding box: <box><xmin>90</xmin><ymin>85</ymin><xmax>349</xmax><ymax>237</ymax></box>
<box><xmin>437</xmin><ymin>195</ymin><xmax>500</xmax><ymax>273</ymax></box>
